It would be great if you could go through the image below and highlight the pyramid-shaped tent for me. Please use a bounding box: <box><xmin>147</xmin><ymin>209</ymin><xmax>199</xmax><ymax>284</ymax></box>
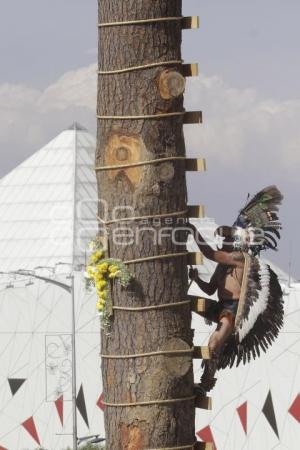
<box><xmin>0</xmin><ymin>123</ymin><xmax>98</xmax><ymax>273</ymax></box>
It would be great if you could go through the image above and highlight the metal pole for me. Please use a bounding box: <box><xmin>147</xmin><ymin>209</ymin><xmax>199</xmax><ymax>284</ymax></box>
<box><xmin>71</xmin><ymin>123</ymin><xmax>79</xmax><ymax>450</ymax></box>
<box><xmin>71</xmin><ymin>275</ymin><xmax>78</xmax><ymax>450</ymax></box>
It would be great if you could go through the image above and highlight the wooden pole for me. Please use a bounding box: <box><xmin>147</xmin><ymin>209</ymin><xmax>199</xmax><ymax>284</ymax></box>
<box><xmin>96</xmin><ymin>1</ymin><xmax>196</xmax><ymax>448</ymax></box>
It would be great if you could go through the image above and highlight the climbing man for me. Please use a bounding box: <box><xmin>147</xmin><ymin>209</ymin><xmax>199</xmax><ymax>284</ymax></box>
<box><xmin>188</xmin><ymin>186</ymin><xmax>284</xmax><ymax>395</ymax></box>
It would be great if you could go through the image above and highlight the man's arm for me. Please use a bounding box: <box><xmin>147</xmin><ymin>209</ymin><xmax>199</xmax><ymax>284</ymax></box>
<box><xmin>188</xmin><ymin>223</ymin><xmax>244</xmax><ymax>267</ymax></box>
<box><xmin>190</xmin><ymin>266</ymin><xmax>219</xmax><ymax>295</ymax></box>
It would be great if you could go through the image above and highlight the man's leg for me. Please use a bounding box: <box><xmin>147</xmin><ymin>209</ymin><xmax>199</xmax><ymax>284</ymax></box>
<box><xmin>196</xmin><ymin>315</ymin><xmax>234</xmax><ymax>394</ymax></box>
<box><xmin>208</xmin><ymin>314</ymin><xmax>235</xmax><ymax>356</ymax></box>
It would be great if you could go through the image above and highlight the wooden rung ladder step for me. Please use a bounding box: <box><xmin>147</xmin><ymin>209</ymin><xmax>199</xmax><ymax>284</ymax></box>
<box><xmin>188</xmin><ymin>205</ymin><xmax>205</xmax><ymax>218</ymax></box>
<box><xmin>182</xmin><ymin>16</ymin><xmax>200</xmax><ymax>29</ymax></box>
<box><xmin>195</xmin><ymin>443</ymin><xmax>214</xmax><ymax>450</ymax></box>
<box><xmin>190</xmin><ymin>297</ymin><xmax>218</xmax><ymax>313</ymax></box>
<box><xmin>195</xmin><ymin>394</ymin><xmax>212</xmax><ymax>410</ymax></box>
<box><xmin>184</xmin><ymin>111</ymin><xmax>203</xmax><ymax>124</ymax></box>
<box><xmin>185</xmin><ymin>158</ymin><xmax>206</xmax><ymax>172</ymax></box>
<box><xmin>187</xmin><ymin>253</ymin><xmax>203</xmax><ymax>265</ymax></box>
<box><xmin>182</xmin><ymin>63</ymin><xmax>199</xmax><ymax>77</ymax></box>
<box><xmin>193</xmin><ymin>346</ymin><xmax>210</xmax><ymax>360</ymax></box>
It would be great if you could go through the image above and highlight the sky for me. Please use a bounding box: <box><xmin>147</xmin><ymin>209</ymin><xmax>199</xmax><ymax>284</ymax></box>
<box><xmin>0</xmin><ymin>0</ymin><xmax>299</xmax><ymax>277</ymax></box>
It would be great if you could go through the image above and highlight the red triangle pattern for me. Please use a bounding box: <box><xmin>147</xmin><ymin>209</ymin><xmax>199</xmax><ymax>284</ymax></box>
<box><xmin>237</xmin><ymin>401</ymin><xmax>248</xmax><ymax>434</ymax></box>
<box><xmin>0</xmin><ymin>446</ymin><xmax>8</xmax><ymax>450</ymax></box>
<box><xmin>55</xmin><ymin>395</ymin><xmax>64</xmax><ymax>426</ymax></box>
<box><xmin>97</xmin><ymin>392</ymin><xmax>105</xmax><ymax>411</ymax></box>
<box><xmin>196</xmin><ymin>425</ymin><xmax>217</xmax><ymax>450</ymax></box>
<box><xmin>289</xmin><ymin>394</ymin><xmax>300</xmax><ymax>423</ymax></box>
<box><xmin>22</xmin><ymin>417</ymin><xmax>41</xmax><ymax>445</ymax></box>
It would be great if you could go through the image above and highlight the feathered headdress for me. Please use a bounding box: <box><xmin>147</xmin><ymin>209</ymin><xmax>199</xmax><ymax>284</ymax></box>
<box><xmin>232</xmin><ymin>185</ymin><xmax>283</xmax><ymax>255</ymax></box>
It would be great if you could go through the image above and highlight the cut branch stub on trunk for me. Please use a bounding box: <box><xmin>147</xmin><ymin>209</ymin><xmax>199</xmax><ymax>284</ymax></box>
<box><xmin>158</xmin><ymin>70</ymin><xmax>186</xmax><ymax>99</ymax></box>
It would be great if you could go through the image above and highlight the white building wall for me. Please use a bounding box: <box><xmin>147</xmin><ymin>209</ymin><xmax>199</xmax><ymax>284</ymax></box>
<box><xmin>0</xmin><ymin>272</ymin><xmax>105</xmax><ymax>450</ymax></box>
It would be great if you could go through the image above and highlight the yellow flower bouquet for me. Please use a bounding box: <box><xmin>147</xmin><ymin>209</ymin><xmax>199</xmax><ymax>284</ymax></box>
<box><xmin>85</xmin><ymin>237</ymin><xmax>132</xmax><ymax>330</ymax></box>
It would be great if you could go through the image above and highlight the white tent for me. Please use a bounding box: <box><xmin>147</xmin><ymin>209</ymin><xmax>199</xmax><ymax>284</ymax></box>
<box><xmin>0</xmin><ymin>122</ymin><xmax>97</xmax><ymax>272</ymax></box>
<box><xmin>0</xmin><ymin>124</ymin><xmax>104</xmax><ymax>450</ymax></box>
<box><xmin>0</xmin><ymin>127</ymin><xmax>299</xmax><ymax>449</ymax></box>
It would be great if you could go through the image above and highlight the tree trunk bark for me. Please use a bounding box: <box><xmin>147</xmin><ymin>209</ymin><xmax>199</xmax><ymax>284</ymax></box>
<box><xmin>96</xmin><ymin>1</ymin><xmax>195</xmax><ymax>449</ymax></box>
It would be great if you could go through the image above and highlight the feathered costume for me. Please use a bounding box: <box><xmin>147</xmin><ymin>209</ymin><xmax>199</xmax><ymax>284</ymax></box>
<box><xmin>219</xmin><ymin>254</ymin><xmax>284</xmax><ymax>369</ymax></box>
<box><xmin>201</xmin><ymin>186</ymin><xmax>284</xmax><ymax>382</ymax></box>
